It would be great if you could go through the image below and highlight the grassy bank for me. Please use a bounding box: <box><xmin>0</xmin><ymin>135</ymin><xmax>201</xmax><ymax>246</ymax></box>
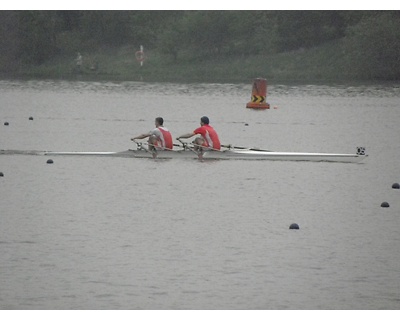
<box><xmin>4</xmin><ymin>40</ymin><xmax>363</xmax><ymax>84</ymax></box>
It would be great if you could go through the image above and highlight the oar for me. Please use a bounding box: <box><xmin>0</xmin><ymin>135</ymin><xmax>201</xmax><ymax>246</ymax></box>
<box><xmin>176</xmin><ymin>138</ymin><xmax>222</xmax><ymax>152</ymax></box>
<box><xmin>173</xmin><ymin>143</ymin><xmax>185</xmax><ymax>149</ymax></box>
<box><xmin>192</xmin><ymin>143</ymin><xmax>223</xmax><ymax>153</ymax></box>
<box><xmin>221</xmin><ymin>144</ymin><xmax>272</xmax><ymax>152</ymax></box>
<box><xmin>176</xmin><ymin>139</ymin><xmax>206</xmax><ymax>159</ymax></box>
<box><xmin>131</xmin><ymin>140</ymin><xmax>157</xmax><ymax>158</ymax></box>
<box><xmin>189</xmin><ymin>142</ymin><xmax>226</xmax><ymax>160</ymax></box>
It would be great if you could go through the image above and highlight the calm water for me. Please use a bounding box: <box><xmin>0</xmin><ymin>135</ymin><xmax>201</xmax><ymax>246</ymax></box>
<box><xmin>1</xmin><ymin>80</ymin><xmax>400</xmax><ymax>310</ymax></box>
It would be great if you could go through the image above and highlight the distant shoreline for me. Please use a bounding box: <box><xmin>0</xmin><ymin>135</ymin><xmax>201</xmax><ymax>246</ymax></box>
<box><xmin>1</xmin><ymin>42</ymin><xmax>399</xmax><ymax>85</ymax></box>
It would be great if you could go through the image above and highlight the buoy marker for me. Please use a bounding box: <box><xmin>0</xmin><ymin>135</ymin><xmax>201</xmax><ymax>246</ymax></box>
<box><xmin>289</xmin><ymin>223</ymin><xmax>300</xmax><ymax>230</ymax></box>
<box><xmin>246</xmin><ymin>78</ymin><xmax>270</xmax><ymax>109</ymax></box>
<box><xmin>381</xmin><ymin>202</ymin><xmax>390</xmax><ymax>208</ymax></box>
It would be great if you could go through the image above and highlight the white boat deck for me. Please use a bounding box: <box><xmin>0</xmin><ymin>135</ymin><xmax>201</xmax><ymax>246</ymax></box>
<box><xmin>1</xmin><ymin>147</ymin><xmax>368</xmax><ymax>163</ymax></box>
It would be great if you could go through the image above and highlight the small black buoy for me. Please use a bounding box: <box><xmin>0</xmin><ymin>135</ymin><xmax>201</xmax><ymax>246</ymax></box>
<box><xmin>4</xmin><ymin>122</ymin><xmax>9</xmax><ymax>126</ymax></box>
<box><xmin>381</xmin><ymin>202</ymin><xmax>390</xmax><ymax>208</ymax></box>
<box><xmin>289</xmin><ymin>223</ymin><xmax>300</xmax><ymax>230</ymax></box>
<box><xmin>392</xmin><ymin>183</ymin><xmax>400</xmax><ymax>189</ymax></box>
<box><xmin>29</xmin><ymin>116</ymin><xmax>34</xmax><ymax>120</ymax></box>
<box><xmin>0</xmin><ymin>172</ymin><xmax>4</xmax><ymax>177</ymax></box>
<box><xmin>46</xmin><ymin>159</ymin><xmax>54</xmax><ymax>164</ymax></box>
<box><xmin>244</xmin><ymin>123</ymin><xmax>249</xmax><ymax>126</ymax></box>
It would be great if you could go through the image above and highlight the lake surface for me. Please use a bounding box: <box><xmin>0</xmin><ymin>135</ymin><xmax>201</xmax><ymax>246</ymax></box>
<box><xmin>1</xmin><ymin>80</ymin><xmax>400</xmax><ymax>310</ymax></box>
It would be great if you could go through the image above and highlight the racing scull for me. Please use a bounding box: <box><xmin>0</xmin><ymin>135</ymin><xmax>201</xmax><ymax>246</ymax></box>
<box><xmin>0</xmin><ymin>145</ymin><xmax>368</xmax><ymax>163</ymax></box>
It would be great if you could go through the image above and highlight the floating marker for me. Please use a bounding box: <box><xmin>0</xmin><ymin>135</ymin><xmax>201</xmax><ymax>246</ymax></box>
<box><xmin>246</xmin><ymin>78</ymin><xmax>270</xmax><ymax>109</ymax></box>
<box><xmin>289</xmin><ymin>223</ymin><xmax>300</xmax><ymax>230</ymax></box>
<box><xmin>0</xmin><ymin>172</ymin><xmax>4</xmax><ymax>177</ymax></box>
<box><xmin>381</xmin><ymin>202</ymin><xmax>390</xmax><ymax>208</ymax></box>
<box><xmin>392</xmin><ymin>183</ymin><xmax>400</xmax><ymax>189</ymax></box>
<box><xmin>4</xmin><ymin>122</ymin><xmax>9</xmax><ymax>126</ymax></box>
<box><xmin>47</xmin><ymin>159</ymin><xmax>54</xmax><ymax>164</ymax></box>
<box><xmin>29</xmin><ymin>116</ymin><xmax>34</xmax><ymax>120</ymax></box>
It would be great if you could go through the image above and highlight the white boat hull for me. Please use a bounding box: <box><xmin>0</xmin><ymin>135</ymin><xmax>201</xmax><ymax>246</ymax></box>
<box><xmin>37</xmin><ymin>148</ymin><xmax>367</xmax><ymax>163</ymax></box>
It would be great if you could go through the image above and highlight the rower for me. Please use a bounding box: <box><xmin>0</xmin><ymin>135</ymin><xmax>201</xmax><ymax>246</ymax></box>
<box><xmin>131</xmin><ymin>117</ymin><xmax>173</xmax><ymax>156</ymax></box>
<box><xmin>176</xmin><ymin>116</ymin><xmax>221</xmax><ymax>153</ymax></box>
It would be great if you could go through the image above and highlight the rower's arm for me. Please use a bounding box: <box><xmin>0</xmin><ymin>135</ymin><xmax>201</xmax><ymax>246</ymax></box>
<box><xmin>177</xmin><ymin>132</ymin><xmax>195</xmax><ymax>139</ymax></box>
<box><xmin>131</xmin><ymin>133</ymin><xmax>150</xmax><ymax>141</ymax></box>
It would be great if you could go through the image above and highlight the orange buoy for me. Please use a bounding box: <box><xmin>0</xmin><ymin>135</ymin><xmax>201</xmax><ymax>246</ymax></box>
<box><xmin>246</xmin><ymin>78</ymin><xmax>270</xmax><ymax>109</ymax></box>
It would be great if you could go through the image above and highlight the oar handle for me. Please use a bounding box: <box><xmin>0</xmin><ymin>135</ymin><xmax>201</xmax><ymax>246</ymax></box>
<box><xmin>176</xmin><ymin>139</ymin><xmax>190</xmax><ymax>150</ymax></box>
<box><xmin>175</xmin><ymin>139</ymin><xmax>204</xmax><ymax>157</ymax></box>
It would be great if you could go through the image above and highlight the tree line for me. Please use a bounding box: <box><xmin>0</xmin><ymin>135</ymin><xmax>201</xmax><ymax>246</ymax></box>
<box><xmin>1</xmin><ymin>10</ymin><xmax>400</xmax><ymax>79</ymax></box>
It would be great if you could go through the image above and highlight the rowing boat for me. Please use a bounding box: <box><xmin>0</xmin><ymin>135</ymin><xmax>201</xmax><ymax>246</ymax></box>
<box><xmin>0</xmin><ymin>146</ymin><xmax>368</xmax><ymax>163</ymax></box>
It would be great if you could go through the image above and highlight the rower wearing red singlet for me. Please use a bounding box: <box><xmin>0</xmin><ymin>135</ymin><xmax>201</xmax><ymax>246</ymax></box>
<box><xmin>131</xmin><ymin>117</ymin><xmax>173</xmax><ymax>151</ymax></box>
<box><xmin>177</xmin><ymin>116</ymin><xmax>221</xmax><ymax>152</ymax></box>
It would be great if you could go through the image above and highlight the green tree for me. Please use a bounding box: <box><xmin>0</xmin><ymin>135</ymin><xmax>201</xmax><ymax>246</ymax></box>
<box><xmin>130</xmin><ymin>11</ymin><xmax>183</xmax><ymax>49</ymax></box>
<box><xmin>177</xmin><ymin>11</ymin><xmax>234</xmax><ymax>58</ymax></box>
<box><xmin>80</xmin><ymin>11</ymin><xmax>133</xmax><ymax>47</ymax></box>
<box><xmin>158</xmin><ymin>22</ymin><xmax>183</xmax><ymax>61</ymax></box>
<box><xmin>227</xmin><ymin>11</ymin><xmax>279</xmax><ymax>55</ymax></box>
<box><xmin>17</xmin><ymin>11</ymin><xmax>59</xmax><ymax>64</ymax></box>
<box><xmin>274</xmin><ymin>11</ymin><xmax>346</xmax><ymax>51</ymax></box>
<box><xmin>0</xmin><ymin>11</ymin><xmax>20</xmax><ymax>70</ymax></box>
<box><xmin>344</xmin><ymin>12</ymin><xmax>400</xmax><ymax>79</ymax></box>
